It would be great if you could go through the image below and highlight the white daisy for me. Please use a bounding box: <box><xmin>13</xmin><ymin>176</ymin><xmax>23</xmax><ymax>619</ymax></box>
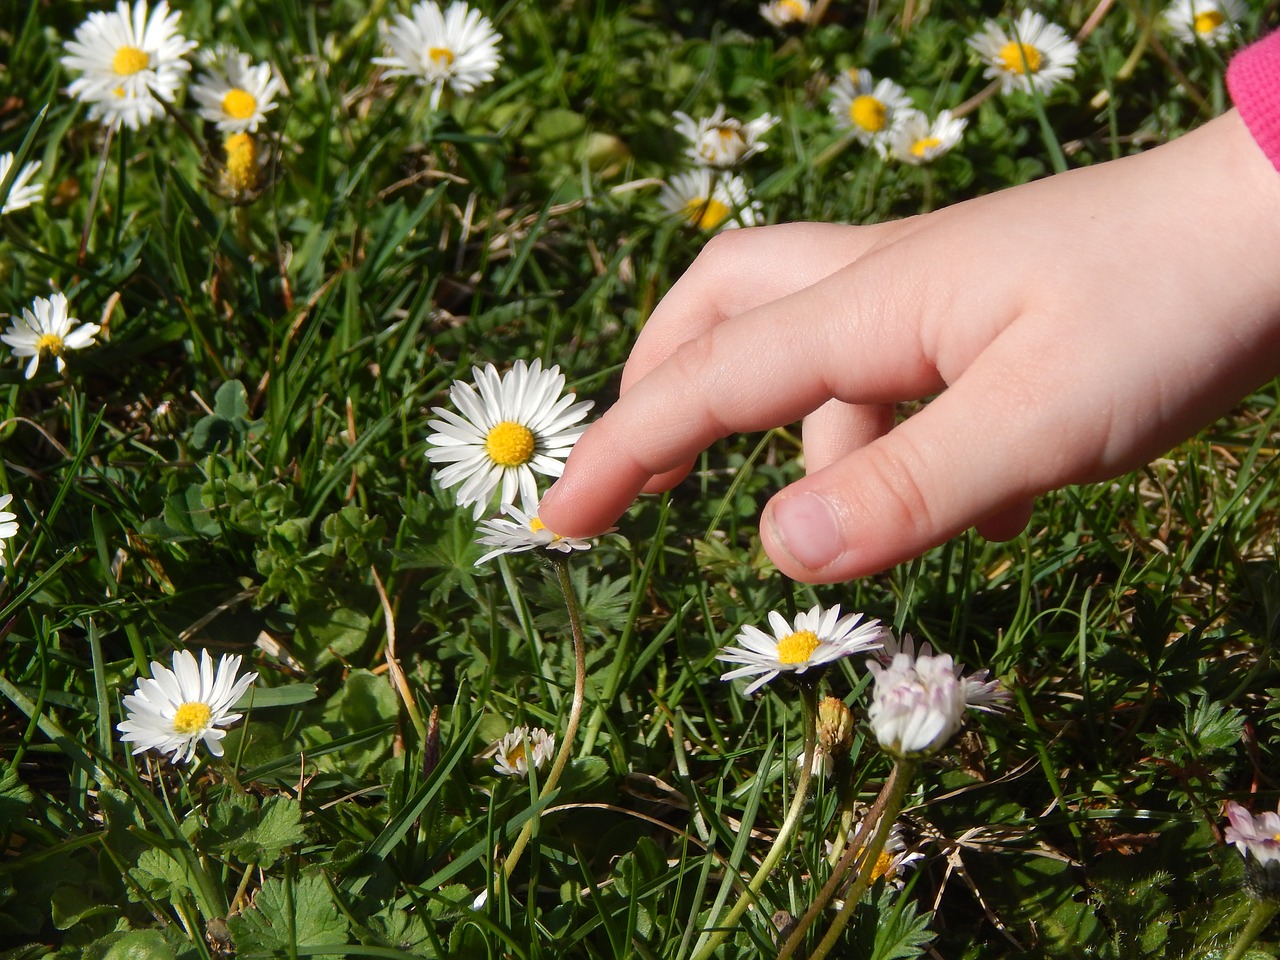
<box><xmin>374</xmin><ymin>0</ymin><xmax>502</xmax><ymax>110</ymax></box>
<box><xmin>117</xmin><ymin>648</ymin><xmax>257</xmax><ymax>764</ymax></box>
<box><xmin>672</xmin><ymin>106</ymin><xmax>778</xmax><ymax>168</ymax></box>
<box><xmin>191</xmin><ymin>48</ymin><xmax>282</xmax><ymax>133</ymax></box>
<box><xmin>1225</xmin><ymin>800</ymin><xmax>1280</xmax><ymax>867</ymax></box>
<box><xmin>1161</xmin><ymin>0</ymin><xmax>1246</xmax><ymax>46</ymax></box>
<box><xmin>474</xmin><ymin>502</ymin><xmax>598</xmax><ymax>566</ymax></box>
<box><xmin>827</xmin><ymin>820</ymin><xmax>925</xmax><ymax>890</ymax></box>
<box><xmin>889</xmin><ymin>109</ymin><xmax>967</xmax><ymax>165</ymax></box>
<box><xmin>659</xmin><ymin>169</ymin><xmax>761</xmax><ymax>232</ymax></box>
<box><xmin>865</xmin><ymin>634</ymin><xmax>1007</xmax><ymax>758</ymax></box>
<box><xmin>760</xmin><ymin>0</ymin><xmax>812</xmax><ymax>28</ymax></box>
<box><xmin>1</xmin><ymin>293</ymin><xmax>101</xmax><ymax>380</ymax></box>
<box><xmin>425</xmin><ymin>359</ymin><xmax>594</xmax><ymax>520</ymax></box>
<box><xmin>0</xmin><ymin>153</ymin><xmax>43</xmax><ymax>216</ymax></box>
<box><xmin>717</xmin><ymin>604</ymin><xmax>889</xmax><ymax>697</ymax></box>
<box><xmin>828</xmin><ymin>69</ymin><xmax>914</xmax><ymax>154</ymax></box>
<box><xmin>0</xmin><ymin>494</ymin><xmax>19</xmax><ymax>567</ymax></box>
<box><xmin>490</xmin><ymin>726</ymin><xmax>555</xmax><ymax>777</ymax></box>
<box><xmin>61</xmin><ymin>0</ymin><xmax>196</xmax><ymax>131</ymax></box>
<box><xmin>968</xmin><ymin>10</ymin><xmax>1079</xmax><ymax>96</ymax></box>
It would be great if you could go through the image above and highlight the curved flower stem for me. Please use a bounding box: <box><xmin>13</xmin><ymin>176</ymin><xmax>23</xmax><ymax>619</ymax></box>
<box><xmin>503</xmin><ymin>557</ymin><xmax>587</xmax><ymax>880</ymax></box>
<box><xmin>775</xmin><ymin>758</ymin><xmax>917</xmax><ymax>960</ymax></box>
<box><xmin>691</xmin><ymin>685</ymin><xmax>820</xmax><ymax>960</ymax></box>
<box><xmin>1223</xmin><ymin>899</ymin><xmax>1280</xmax><ymax>960</ymax></box>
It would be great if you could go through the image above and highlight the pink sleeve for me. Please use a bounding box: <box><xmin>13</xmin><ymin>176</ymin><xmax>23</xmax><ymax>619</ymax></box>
<box><xmin>1228</xmin><ymin>31</ymin><xmax>1280</xmax><ymax>172</ymax></box>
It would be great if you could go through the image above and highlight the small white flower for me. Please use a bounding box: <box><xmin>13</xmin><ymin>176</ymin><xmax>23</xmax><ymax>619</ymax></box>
<box><xmin>1161</xmin><ymin>0</ymin><xmax>1246</xmax><ymax>46</ymax></box>
<box><xmin>865</xmin><ymin>635</ymin><xmax>1007</xmax><ymax>757</ymax></box>
<box><xmin>375</xmin><ymin>0</ymin><xmax>502</xmax><ymax>109</ymax></box>
<box><xmin>968</xmin><ymin>10</ymin><xmax>1079</xmax><ymax>96</ymax></box>
<box><xmin>0</xmin><ymin>494</ymin><xmax>19</xmax><ymax>567</ymax></box>
<box><xmin>659</xmin><ymin>169</ymin><xmax>761</xmax><ymax>232</ymax></box>
<box><xmin>425</xmin><ymin>359</ymin><xmax>594</xmax><ymax>520</ymax></box>
<box><xmin>826</xmin><ymin>820</ymin><xmax>925</xmax><ymax>891</ymax></box>
<box><xmin>1225</xmin><ymin>800</ymin><xmax>1280</xmax><ymax>867</ymax></box>
<box><xmin>117</xmin><ymin>649</ymin><xmax>257</xmax><ymax>764</ymax></box>
<box><xmin>718</xmin><ymin>604</ymin><xmax>889</xmax><ymax>697</ymax></box>
<box><xmin>828</xmin><ymin>69</ymin><xmax>914</xmax><ymax>154</ymax></box>
<box><xmin>889</xmin><ymin>109</ymin><xmax>967</xmax><ymax>165</ymax></box>
<box><xmin>1</xmin><ymin>293</ymin><xmax>101</xmax><ymax>380</ymax></box>
<box><xmin>760</xmin><ymin>0</ymin><xmax>812</xmax><ymax>27</ymax></box>
<box><xmin>0</xmin><ymin>153</ymin><xmax>43</xmax><ymax>216</ymax></box>
<box><xmin>673</xmin><ymin>106</ymin><xmax>778</xmax><ymax>168</ymax></box>
<box><xmin>61</xmin><ymin>0</ymin><xmax>196</xmax><ymax>130</ymax></box>
<box><xmin>191</xmin><ymin>47</ymin><xmax>282</xmax><ymax>133</ymax></box>
<box><xmin>474</xmin><ymin>502</ymin><xmax>599</xmax><ymax>566</ymax></box>
<box><xmin>490</xmin><ymin>726</ymin><xmax>555</xmax><ymax>777</ymax></box>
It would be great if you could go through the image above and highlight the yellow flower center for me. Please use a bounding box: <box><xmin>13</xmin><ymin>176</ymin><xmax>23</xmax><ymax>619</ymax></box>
<box><xmin>504</xmin><ymin>742</ymin><xmax>527</xmax><ymax>766</ymax></box>
<box><xmin>776</xmin><ymin>629</ymin><xmax>820</xmax><ymax>664</ymax></box>
<box><xmin>911</xmin><ymin>136</ymin><xmax>942</xmax><ymax>158</ymax></box>
<box><xmin>998</xmin><ymin>41</ymin><xmax>1043</xmax><ymax>75</ymax></box>
<box><xmin>871</xmin><ymin>850</ymin><xmax>895</xmax><ymax>882</ymax></box>
<box><xmin>35</xmin><ymin>334</ymin><xmax>65</xmax><ymax>357</ymax></box>
<box><xmin>172</xmin><ymin>701</ymin><xmax>212</xmax><ymax>734</ymax></box>
<box><xmin>113</xmin><ymin>45</ymin><xmax>150</xmax><ymax>76</ymax></box>
<box><xmin>223</xmin><ymin>133</ymin><xmax>259</xmax><ymax>193</ymax></box>
<box><xmin>485</xmin><ymin>421</ymin><xmax>536</xmax><ymax>467</ymax></box>
<box><xmin>1194</xmin><ymin>9</ymin><xmax>1225</xmax><ymax>33</ymax></box>
<box><xmin>112</xmin><ymin>86</ymin><xmax>126</xmax><ymax>98</ymax></box>
<box><xmin>779</xmin><ymin>0</ymin><xmax>807</xmax><ymax>20</ymax></box>
<box><xmin>683</xmin><ymin>197</ymin><xmax>731</xmax><ymax>231</ymax></box>
<box><xmin>222</xmin><ymin>88</ymin><xmax>258</xmax><ymax>120</ymax></box>
<box><xmin>428</xmin><ymin>46</ymin><xmax>456</xmax><ymax>68</ymax></box>
<box><xmin>849</xmin><ymin>95</ymin><xmax>887</xmax><ymax>132</ymax></box>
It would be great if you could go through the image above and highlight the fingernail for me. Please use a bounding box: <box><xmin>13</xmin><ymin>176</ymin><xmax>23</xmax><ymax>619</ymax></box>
<box><xmin>770</xmin><ymin>493</ymin><xmax>844</xmax><ymax>570</ymax></box>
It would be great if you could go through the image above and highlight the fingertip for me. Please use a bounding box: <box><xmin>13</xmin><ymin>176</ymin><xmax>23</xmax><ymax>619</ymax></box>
<box><xmin>760</xmin><ymin>492</ymin><xmax>857</xmax><ymax>584</ymax></box>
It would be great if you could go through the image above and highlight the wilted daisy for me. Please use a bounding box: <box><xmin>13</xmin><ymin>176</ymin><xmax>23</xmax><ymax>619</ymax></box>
<box><xmin>865</xmin><ymin>635</ymin><xmax>1006</xmax><ymax>758</ymax></box>
<box><xmin>1</xmin><ymin>293</ymin><xmax>101</xmax><ymax>380</ymax></box>
<box><xmin>0</xmin><ymin>494</ymin><xmax>19</xmax><ymax>567</ymax></box>
<box><xmin>61</xmin><ymin>0</ymin><xmax>196</xmax><ymax>130</ymax></box>
<box><xmin>1161</xmin><ymin>0</ymin><xmax>1246</xmax><ymax>46</ymax></box>
<box><xmin>375</xmin><ymin>0</ymin><xmax>502</xmax><ymax>109</ymax></box>
<box><xmin>474</xmin><ymin>502</ymin><xmax>598</xmax><ymax>566</ymax></box>
<box><xmin>659</xmin><ymin>169</ymin><xmax>760</xmax><ymax>232</ymax></box>
<box><xmin>673</xmin><ymin>106</ymin><xmax>778</xmax><ymax>168</ymax></box>
<box><xmin>490</xmin><ymin>726</ymin><xmax>555</xmax><ymax>777</ymax></box>
<box><xmin>718</xmin><ymin>604</ymin><xmax>888</xmax><ymax>697</ymax></box>
<box><xmin>117</xmin><ymin>649</ymin><xmax>257</xmax><ymax>764</ymax></box>
<box><xmin>191</xmin><ymin>48</ymin><xmax>282</xmax><ymax>133</ymax></box>
<box><xmin>889</xmin><ymin>110</ymin><xmax>967</xmax><ymax>165</ymax></box>
<box><xmin>425</xmin><ymin>359</ymin><xmax>594</xmax><ymax>520</ymax></box>
<box><xmin>0</xmin><ymin>153</ymin><xmax>43</xmax><ymax>216</ymax></box>
<box><xmin>829</xmin><ymin>69</ymin><xmax>914</xmax><ymax>153</ymax></box>
<box><xmin>968</xmin><ymin>10</ymin><xmax>1079</xmax><ymax>96</ymax></box>
<box><xmin>760</xmin><ymin>0</ymin><xmax>812</xmax><ymax>27</ymax></box>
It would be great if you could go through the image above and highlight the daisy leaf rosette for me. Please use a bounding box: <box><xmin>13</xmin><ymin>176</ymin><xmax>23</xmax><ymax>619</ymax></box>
<box><xmin>717</xmin><ymin>604</ymin><xmax>889</xmax><ymax>697</ymax></box>
<box><xmin>425</xmin><ymin>359</ymin><xmax>593</xmax><ymax>520</ymax></box>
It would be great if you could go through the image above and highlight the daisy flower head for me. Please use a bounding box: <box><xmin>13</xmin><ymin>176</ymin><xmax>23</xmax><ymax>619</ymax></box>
<box><xmin>1225</xmin><ymin>799</ymin><xmax>1280</xmax><ymax>900</ymax></box>
<box><xmin>829</xmin><ymin>69</ymin><xmax>914</xmax><ymax>153</ymax></box>
<box><xmin>61</xmin><ymin>1</ymin><xmax>196</xmax><ymax>131</ymax></box>
<box><xmin>718</xmin><ymin>604</ymin><xmax>889</xmax><ymax>697</ymax></box>
<box><xmin>760</xmin><ymin>0</ymin><xmax>812</xmax><ymax>28</ymax></box>
<box><xmin>0</xmin><ymin>494</ymin><xmax>19</xmax><ymax>567</ymax></box>
<box><xmin>890</xmin><ymin>109</ymin><xmax>967</xmax><ymax>165</ymax></box>
<box><xmin>0</xmin><ymin>154</ymin><xmax>43</xmax><ymax>216</ymax></box>
<box><xmin>968</xmin><ymin>10</ymin><xmax>1079</xmax><ymax>96</ymax></box>
<box><xmin>491</xmin><ymin>726</ymin><xmax>555</xmax><ymax>777</ymax></box>
<box><xmin>117</xmin><ymin>649</ymin><xmax>257</xmax><ymax>764</ymax></box>
<box><xmin>826</xmin><ymin>819</ymin><xmax>925</xmax><ymax>890</ymax></box>
<box><xmin>673</xmin><ymin>106</ymin><xmax>779</xmax><ymax>168</ymax></box>
<box><xmin>1161</xmin><ymin>0</ymin><xmax>1246</xmax><ymax>46</ymax></box>
<box><xmin>474</xmin><ymin>502</ymin><xmax>600</xmax><ymax>566</ymax></box>
<box><xmin>865</xmin><ymin>634</ymin><xmax>1007</xmax><ymax>758</ymax></box>
<box><xmin>1</xmin><ymin>293</ymin><xmax>101</xmax><ymax>380</ymax></box>
<box><xmin>659</xmin><ymin>169</ymin><xmax>761</xmax><ymax>232</ymax></box>
<box><xmin>425</xmin><ymin>359</ymin><xmax>594</xmax><ymax>520</ymax></box>
<box><xmin>191</xmin><ymin>47</ymin><xmax>282</xmax><ymax>133</ymax></box>
<box><xmin>374</xmin><ymin>0</ymin><xmax>503</xmax><ymax>110</ymax></box>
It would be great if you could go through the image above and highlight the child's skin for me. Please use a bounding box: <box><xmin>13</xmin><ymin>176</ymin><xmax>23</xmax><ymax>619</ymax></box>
<box><xmin>539</xmin><ymin>109</ymin><xmax>1280</xmax><ymax>583</ymax></box>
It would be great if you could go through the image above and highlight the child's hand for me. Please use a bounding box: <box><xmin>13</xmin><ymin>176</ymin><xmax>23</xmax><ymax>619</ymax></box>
<box><xmin>539</xmin><ymin>110</ymin><xmax>1280</xmax><ymax>582</ymax></box>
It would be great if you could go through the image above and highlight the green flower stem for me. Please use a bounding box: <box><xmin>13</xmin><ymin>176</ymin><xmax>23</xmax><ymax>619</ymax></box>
<box><xmin>690</xmin><ymin>685</ymin><xmax>820</xmax><ymax>960</ymax></box>
<box><xmin>502</xmin><ymin>557</ymin><xmax>587</xmax><ymax>880</ymax></box>
<box><xmin>775</xmin><ymin>758</ymin><xmax>917</xmax><ymax>960</ymax></box>
<box><xmin>1223</xmin><ymin>898</ymin><xmax>1280</xmax><ymax>960</ymax></box>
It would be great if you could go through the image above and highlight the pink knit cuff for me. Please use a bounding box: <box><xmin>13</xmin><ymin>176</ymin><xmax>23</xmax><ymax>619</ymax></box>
<box><xmin>1229</xmin><ymin>31</ymin><xmax>1280</xmax><ymax>173</ymax></box>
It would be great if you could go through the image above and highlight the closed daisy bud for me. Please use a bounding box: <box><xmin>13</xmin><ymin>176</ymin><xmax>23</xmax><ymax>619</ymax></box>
<box><xmin>816</xmin><ymin>696</ymin><xmax>854</xmax><ymax>756</ymax></box>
